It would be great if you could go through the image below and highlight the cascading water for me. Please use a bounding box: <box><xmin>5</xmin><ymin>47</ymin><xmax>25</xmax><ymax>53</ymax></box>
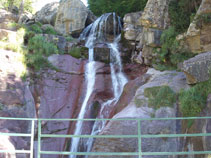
<box><xmin>70</xmin><ymin>12</ymin><xmax>127</xmax><ymax>158</ymax></box>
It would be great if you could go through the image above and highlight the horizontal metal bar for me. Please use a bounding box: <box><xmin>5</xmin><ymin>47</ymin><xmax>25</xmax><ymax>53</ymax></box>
<box><xmin>142</xmin><ymin>151</ymin><xmax>211</xmax><ymax>156</ymax></box>
<box><xmin>0</xmin><ymin>150</ymin><xmax>31</xmax><ymax>154</ymax></box>
<box><xmin>39</xmin><ymin>151</ymin><xmax>211</xmax><ymax>156</ymax></box>
<box><xmin>1</xmin><ymin>116</ymin><xmax>211</xmax><ymax>121</ymax></box>
<box><xmin>141</xmin><ymin>133</ymin><xmax>211</xmax><ymax>138</ymax></box>
<box><xmin>0</xmin><ymin>133</ymin><xmax>32</xmax><ymax>137</ymax></box>
<box><xmin>41</xmin><ymin>134</ymin><xmax>138</xmax><ymax>138</ymax></box>
<box><xmin>0</xmin><ymin>117</ymin><xmax>37</xmax><ymax>121</ymax></box>
<box><xmin>40</xmin><ymin>151</ymin><xmax>139</xmax><ymax>156</ymax></box>
<box><xmin>41</xmin><ymin>132</ymin><xmax>211</xmax><ymax>139</ymax></box>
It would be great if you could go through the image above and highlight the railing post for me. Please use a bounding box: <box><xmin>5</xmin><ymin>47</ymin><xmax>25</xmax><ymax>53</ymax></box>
<box><xmin>38</xmin><ymin>119</ymin><xmax>41</xmax><ymax>158</ymax></box>
<box><xmin>30</xmin><ymin>120</ymin><xmax>35</xmax><ymax>158</ymax></box>
<box><xmin>138</xmin><ymin>119</ymin><xmax>142</xmax><ymax>158</ymax></box>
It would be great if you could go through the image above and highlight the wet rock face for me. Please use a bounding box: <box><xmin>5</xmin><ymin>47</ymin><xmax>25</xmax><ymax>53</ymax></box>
<box><xmin>179</xmin><ymin>52</ymin><xmax>211</xmax><ymax>84</ymax></box>
<box><xmin>91</xmin><ymin>69</ymin><xmax>189</xmax><ymax>158</ymax></box>
<box><xmin>55</xmin><ymin>0</ymin><xmax>96</xmax><ymax>36</ymax></box>
<box><xmin>94</xmin><ymin>44</ymin><xmax>110</xmax><ymax>63</ymax></box>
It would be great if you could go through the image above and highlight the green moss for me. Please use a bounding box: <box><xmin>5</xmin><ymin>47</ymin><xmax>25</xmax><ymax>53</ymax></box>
<box><xmin>179</xmin><ymin>79</ymin><xmax>211</xmax><ymax>117</ymax></box>
<box><xmin>68</xmin><ymin>47</ymin><xmax>88</xmax><ymax>59</ymax></box>
<box><xmin>134</xmin><ymin>97</ymin><xmax>146</xmax><ymax>107</ymax></box>
<box><xmin>144</xmin><ymin>86</ymin><xmax>177</xmax><ymax>109</ymax></box>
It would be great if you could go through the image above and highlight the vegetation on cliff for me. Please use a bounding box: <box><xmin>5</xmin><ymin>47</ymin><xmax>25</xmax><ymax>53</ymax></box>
<box><xmin>88</xmin><ymin>0</ymin><xmax>147</xmax><ymax>17</ymax></box>
<box><xmin>153</xmin><ymin>0</ymin><xmax>202</xmax><ymax>71</ymax></box>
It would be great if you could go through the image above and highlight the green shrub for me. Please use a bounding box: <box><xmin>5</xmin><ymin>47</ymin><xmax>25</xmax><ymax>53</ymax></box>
<box><xmin>26</xmin><ymin>35</ymin><xmax>59</xmax><ymax>71</ymax></box>
<box><xmin>144</xmin><ymin>86</ymin><xmax>177</xmax><ymax>109</ymax></box>
<box><xmin>153</xmin><ymin>27</ymin><xmax>194</xmax><ymax>71</ymax></box>
<box><xmin>179</xmin><ymin>79</ymin><xmax>211</xmax><ymax>117</ymax></box>
<box><xmin>30</xmin><ymin>24</ymin><xmax>43</xmax><ymax>34</ymax></box>
<box><xmin>169</xmin><ymin>0</ymin><xmax>202</xmax><ymax>33</ymax></box>
<box><xmin>43</xmin><ymin>26</ymin><xmax>58</xmax><ymax>35</ymax></box>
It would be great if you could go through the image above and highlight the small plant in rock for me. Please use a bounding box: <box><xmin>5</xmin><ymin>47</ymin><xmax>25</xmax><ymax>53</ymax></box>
<box><xmin>43</xmin><ymin>26</ymin><xmax>58</xmax><ymax>35</ymax></box>
<box><xmin>153</xmin><ymin>27</ymin><xmax>194</xmax><ymax>71</ymax></box>
<box><xmin>179</xmin><ymin>79</ymin><xmax>211</xmax><ymax>117</ymax></box>
<box><xmin>68</xmin><ymin>47</ymin><xmax>88</xmax><ymax>59</ymax></box>
<box><xmin>144</xmin><ymin>86</ymin><xmax>177</xmax><ymax>110</ymax></box>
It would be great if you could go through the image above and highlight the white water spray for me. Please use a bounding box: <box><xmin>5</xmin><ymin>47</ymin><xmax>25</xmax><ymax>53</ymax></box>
<box><xmin>70</xmin><ymin>13</ymin><xmax>127</xmax><ymax>158</ymax></box>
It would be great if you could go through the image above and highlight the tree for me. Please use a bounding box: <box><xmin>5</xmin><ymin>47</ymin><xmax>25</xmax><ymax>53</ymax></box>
<box><xmin>88</xmin><ymin>0</ymin><xmax>148</xmax><ymax>17</ymax></box>
<box><xmin>0</xmin><ymin>0</ymin><xmax>33</xmax><ymax>13</ymax></box>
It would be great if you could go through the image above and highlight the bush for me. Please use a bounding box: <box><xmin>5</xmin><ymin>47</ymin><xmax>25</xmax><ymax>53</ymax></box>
<box><xmin>179</xmin><ymin>79</ymin><xmax>211</xmax><ymax>117</ymax></box>
<box><xmin>43</xmin><ymin>26</ymin><xmax>58</xmax><ymax>35</ymax></box>
<box><xmin>153</xmin><ymin>27</ymin><xmax>194</xmax><ymax>71</ymax></box>
<box><xmin>30</xmin><ymin>24</ymin><xmax>43</xmax><ymax>34</ymax></box>
<box><xmin>169</xmin><ymin>0</ymin><xmax>202</xmax><ymax>33</ymax></box>
<box><xmin>26</xmin><ymin>35</ymin><xmax>59</xmax><ymax>71</ymax></box>
<box><xmin>144</xmin><ymin>86</ymin><xmax>177</xmax><ymax>109</ymax></box>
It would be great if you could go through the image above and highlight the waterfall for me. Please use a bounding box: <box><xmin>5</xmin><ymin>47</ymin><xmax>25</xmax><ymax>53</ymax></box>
<box><xmin>70</xmin><ymin>12</ymin><xmax>127</xmax><ymax>158</ymax></box>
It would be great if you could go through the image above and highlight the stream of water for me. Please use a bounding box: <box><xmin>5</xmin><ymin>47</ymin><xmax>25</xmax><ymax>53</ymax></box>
<box><xmin>69</xmin><ymin>13</ymin><xmax>127</xmax><ymax>158</ymax></box>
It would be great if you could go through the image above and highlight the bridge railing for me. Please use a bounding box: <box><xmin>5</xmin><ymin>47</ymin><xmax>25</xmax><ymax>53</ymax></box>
<box><xmin>1</xmin><ymin>117</ymin><xmax>211</xmax><ymax>158</ymax></box>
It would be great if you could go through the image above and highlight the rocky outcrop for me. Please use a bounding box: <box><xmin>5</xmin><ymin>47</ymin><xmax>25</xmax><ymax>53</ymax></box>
<box><xmin>184</xmin><ymin>0</ymin><xmax>211</xmax><ymax>53</ymax></box>
<box><xmin>123</xmin><ymin>12</ymin><xmax>143</xmax><ymax>41</ymax></box>
<box><xmin>122</xmin><ymin>0</ymin><xmax>172</xmax><ymax>65</ymax></box>
<box><xmin>139</xmin><ymin>0</ymin><xmax>171</xmax><ymax>29</ymax></box>
<box><xmin>91</xmin><ymin>69</ymin><xmax>189</xmax><ymax>158</ymax></box>
<box><xmin>0</xmin><ymin>49</ymin><xmax>36</xmax><ymax>158</ymax></box>
<box><xmin>34</xmin><ymin>2</ymin><xmax>59</xmax><ymax>26</ymax></box>
<box><xmin>179</xmin><ymin>52</ymin><xmax>211</xmax><ymax>84</ymax></box>
<box><xmin>0</xmin><ymin>9</ymin><xmax>18</xmax><ymax>31</ymax></box>
<box><xmin>55</xmin><ymin>0</ymin><xmax>96</xmax><ymax>36</ymax></box>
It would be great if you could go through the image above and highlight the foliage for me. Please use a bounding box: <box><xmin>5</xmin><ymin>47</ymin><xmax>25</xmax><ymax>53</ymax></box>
<box><xmin>43</xmin><ymin>26</ymin><xmax>58</xmax><ymax>35</ymax></box>
<box><xmin>26</xmin><ymin>35</ymin><xmax>59</xmax><ymax>71</ymax></box>
<box><xmin>30</xmin><ymin>24</ymin><xmax>43</xmax><ymax>34</ymax></box>
<box><xmin>196</xmin><ymin>13</ymin><xmax>211</xmax><ymax>28</ymax></box>
<box><xmin>68</xmin><ymin>47</ymin><xmax>88</xmax><ymax>59</ymax></box>
<box><xmin>88</xmin><ymin>0</ymin><xmax>147</xmax><ymax>17</ymax></box>
<box><xmin>169</xmin><ymin>0</ymin><xmax>202</xmax><ymax>33</ymax></box>
<box><xmin>153</xmin><ymin>27</ymin><xmax>194</xmax><ymax>71</ymax></box>
<box><xmin>179</xmin><ymin>79</ymin><xmax>211</xmax><ymax>117</ymax></box>
<box><xmin>0</xmin><ymin>0</ymin><xmax>33</xmax><ymax>13</ymax></box>
<box><xmin>144</xmin><ymin>86</ymin><xmax>177</xmax><ymax>109</ymax></box>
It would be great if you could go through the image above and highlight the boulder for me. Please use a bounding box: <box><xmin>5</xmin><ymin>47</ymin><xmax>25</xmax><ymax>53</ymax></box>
<box><xmin>185</xmin><ymin>0</ymin><xmax>211</xmax><ymax>53</ymax></box>
<box><xmin>91</xmin><ymin>69</ymin><xmax>189</xmax><ymax>158</ymax></box>
<box><xmin>0</xmin><ymin>29</ymin><xmax>17</xmax><ymax>43</ymax></box>
<box><xmin>0</xmin><ymin>129</ymin><xmax>16</xmax><ymax>158</ymax></box>
<box><xmin>55</xmin><ymin>0</ymin><xmax>96</xmax><ymax>36</ymax></box>
<box><xmin>94</xmin><ymin>44</ymin><xmax>110</xmax><ymax>63</ymax></box>
<box><xmin>179</xmin><ymin>52</ymin><xmax>211</xmax><ymax>84</ymax></box>
<box><xmin>18</xmin><ymin>12</ymin><xmax>33</xmax><ymax>24</ymax></box>
<box><xmin>139</xmin><ymin>0</ymin><xmax>171</xmax><ymax>29</ymax></box>
<box><xmin>0</xmin><ymin>9</ymin><xmax>18</xmax><ymax>30</ymax></box>
<box><xmin>123</xmin><ymin>11</ymin><xmax>143</xmax><ymax>41</ymax></box>
<box><xmin>34</xmin><ymin>2</ymin><xmax>59</xmax><ymax>26</ymax></box>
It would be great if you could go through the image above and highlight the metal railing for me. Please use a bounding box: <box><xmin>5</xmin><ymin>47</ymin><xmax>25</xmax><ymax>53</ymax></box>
<box><xmin>0</xmin><ymin>117</ymin><xmax>211</xmax><ymax>158</ymax></box>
